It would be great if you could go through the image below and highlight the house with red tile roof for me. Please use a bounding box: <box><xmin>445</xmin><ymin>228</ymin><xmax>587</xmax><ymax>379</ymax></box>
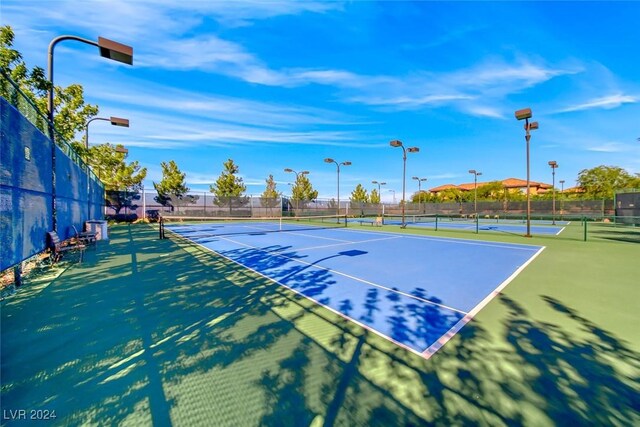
<box><xmin>429</xmin><ymin>178</ymin><xmax>552</xmax><ymax>196</ymax></box>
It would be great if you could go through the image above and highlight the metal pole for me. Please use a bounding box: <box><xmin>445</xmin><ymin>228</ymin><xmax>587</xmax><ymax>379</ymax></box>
<box><xmin>474</xmin><ymin>174</ymin><xmax>478</xmax><ymax>212</ymax></box>
<box><xmin>525</xmin><ymin>119</ymin><xmax>531</xmax><ymax>237</ymax></box>
<box><xmin>337</xmin><ymin>165</ymin><xmax>340</xmax><ymax>218</ymax></box>
<box><xmin>401</xmin><ymin>147</ymin><xmax>407</xmax><ymax>227</ymax></box>
<box><xmin>560</xmin><ymin>180</ymin><xmax>564</xmax><ymax>220</ymax></box>
<box><xmin>417</xmin><ymin>180</ymin><xmax>421</xmax><ymax>214</ymax></box>
<box><xmin>552</xmin><ymin>167</ymin><xmax>556</xmax><ymax>225</ymax></box>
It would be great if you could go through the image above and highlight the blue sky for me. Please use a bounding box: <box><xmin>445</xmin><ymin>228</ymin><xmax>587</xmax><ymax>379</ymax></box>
<box><xmin>3</xmin><ymin>1</ymin><xmax>639</xmax><ymax>201</ymax></box>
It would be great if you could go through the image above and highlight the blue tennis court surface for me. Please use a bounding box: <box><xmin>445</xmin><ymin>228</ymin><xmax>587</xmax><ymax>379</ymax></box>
<box><xmin>166</xmin><ymin>221</ymin><xmax>544</xmax><ymax>357</ymax></box>
<box><xmin>380</xmin><ymin>217</ymin><xmax>566</xmax><ymax>235</ymax></box>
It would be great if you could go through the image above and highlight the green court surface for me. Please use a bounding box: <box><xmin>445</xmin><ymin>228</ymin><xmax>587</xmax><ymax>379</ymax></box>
<box><xmin>1</xmin><ymin>222</ymin><xmax>638</xmax><ymax>426</ymax></box>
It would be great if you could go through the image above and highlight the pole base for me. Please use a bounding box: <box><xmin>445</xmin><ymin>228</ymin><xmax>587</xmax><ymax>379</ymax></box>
<box><xmin>524</xmin><ymin>234</ymin><xmax>532</xmax><ymax>238</ymax></box>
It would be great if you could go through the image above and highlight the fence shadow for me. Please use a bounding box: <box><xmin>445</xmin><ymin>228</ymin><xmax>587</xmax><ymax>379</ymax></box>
<box><xmin>2</xmin><ymin>224</ymin><xmax>638</xmax><ymax>425</ymax></box>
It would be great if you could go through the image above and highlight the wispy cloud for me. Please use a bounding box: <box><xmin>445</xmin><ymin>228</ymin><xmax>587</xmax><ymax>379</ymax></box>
<box><xmin>558</xmin><ymin>94</ymin><xmax>638</xmax><ymax>113</ymax></box>
<box><xmin>6</xmin><ymin>0</ymin><xmax>577</xmax><ymax>119</ymax></box>
<box><xmin>585</xmin><ymin>141</ymin><xmax>630</xmax><ymax>153</ymax></box>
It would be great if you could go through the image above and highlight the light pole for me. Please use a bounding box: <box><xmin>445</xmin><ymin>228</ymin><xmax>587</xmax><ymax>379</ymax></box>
<box><xmin>371</xmin><ymin>180</ymin><xmax>386</xmax><ymax>196</ymax></box>
<box><xmin>84</xmin><ymin>116</ymin><xmax>130</xmax><ymax>220</ymax></box>
<box><xmin>468</xmin><ymin>170</ymin><xmax>482</xmax><ymax>213</ymax></box>
<box><xmin>372</xmin><ymin>180</ymin><xmax>386</xmax><ymax>215</ymax></box>
<box><xmin>514</xmin><ymin>108</ymin><xmax>539</xmax><ymax>237</ymax></box>
<box><xmin>324</xmin><ymin>158</ymin><xmax>351</xmax><ymax>219</ymax></box>
<box><xmin>284</xmin><ymin>168</ymin><xmax>309</xmax><ymax>216</ymax></box>
<box><xmin>548</xmin><ymin>161</ymin><xmax>558</xmax><ymax>225</ymax></box>
<box><xmin>47</xmin><ymin>34</ymin><xmax>133</xmax><ymax>231</ymax></box>
<box><xmin>412</xmin><ymin>176</ymin><xmax>427</xmax><ymax>213</ymax></box>
<box><xmin>390</xmin><ymin>140</ymin><xmax>419</xmax><ymax>228</ymax></box>
<box><xmin>559</xmin><ymin>179</ymin><xmax>565</xmax><ymax>220</ymax></box>
<box><xmin>85</xmin><ymin>116</ymin><xmax>130</xmax><ymax>149</ymax></box>
<box><xmin>388</xmin><ymin>189</ymin><xmax>396</xmax><ymax>204</ymax></box>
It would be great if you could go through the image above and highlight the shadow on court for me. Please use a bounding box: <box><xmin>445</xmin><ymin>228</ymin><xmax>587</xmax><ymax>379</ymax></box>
<box><xmin>1</xmin><ymin>224</ymin><xmax>638</xmax><ymax>425</ymax></box>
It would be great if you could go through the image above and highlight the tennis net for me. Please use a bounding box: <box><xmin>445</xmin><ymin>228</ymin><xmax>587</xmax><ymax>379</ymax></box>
<box><xmin>159</xmin><ymin>214</ymin><xmax>348</xmax><ymax>240</ymax></box>
<box><xmin>382</xmin><ymin>214</ymin><xmax>438</xmax><ymax>225</ymax></box>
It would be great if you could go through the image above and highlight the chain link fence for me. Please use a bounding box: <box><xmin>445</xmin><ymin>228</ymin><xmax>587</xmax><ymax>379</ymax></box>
<box><xmin>1</xmin><ymin>71</ymin><xmax>105</xmax><ymax>271</ymax></box>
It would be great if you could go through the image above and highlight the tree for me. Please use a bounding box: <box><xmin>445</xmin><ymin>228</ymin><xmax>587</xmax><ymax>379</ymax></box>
<box><xmin>370</xmin><ymin>188</ymin><xmax>380</xmax><ymax>204</ymax></box>
<box><xmin>350</xmin><ymin>184</ymin><xmax>368</xmax><ymax>203</ymax></box>
<box><xmin>210</xmin><ymin>159</ymin><xmax>248</xmax><ymax>215</ymax></box>
<box><xmin>153</xmin><ymin>160</ymin><xmax>197</xmax><ymax>212</ymax></box>
<box><xmin>410</xmin><ymin>190</ymin><xmax>432</xmax><ymax>204</ymax></box>
<box><xmin>89</xmin><ymin>143</ymin><xmax>147</xmax><ymax>214</ymax></box>
<box><xmin>260</xmin><ymin>174</ymin><xmax>281</xmax><ymax>215</ymax></box>
<box><xmin>577</xmin><ymin>165</ymin><xmax>640</xmax><ymax>199</ymax></box>
<box><xmin>476</xmin><ymin>181</ymin><xmax>506</xmax><ymax>200</ymax></box>
<box><xmin>349</xmin><ymin>184</ymin><xmax>368</xmax><ymax>216</ymax></box>
<box><xmin>0</xmin><ymin>25</ymin><xmax>50</xmax><ymax>103</ymax></box>
<box><xmin>1</xmin><ymin>25</ymin><xmax>97</xmax><ymax>144</ymax></box>
<box><xmin>291</xmin><ymin>173</ymin><xmax>318</xmax><ymax>215</ymax></box>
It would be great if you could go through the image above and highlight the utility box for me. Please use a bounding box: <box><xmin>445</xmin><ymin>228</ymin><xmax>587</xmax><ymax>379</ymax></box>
<box><xmin>86</xmin><ymin>220</ymin><xmax>109</xmax><ymax>240</ymax></box>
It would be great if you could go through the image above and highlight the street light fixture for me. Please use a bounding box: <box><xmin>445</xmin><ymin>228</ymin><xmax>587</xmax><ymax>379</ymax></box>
<box><xmin>284</xmin><ymin>168</ymin><xmax>309</xmax><ymax>216</ymax></box>
<box><xmin>548</xmin><ymin>161</ymin><xmax>558</xmax><ymax>225</ymax></box>
<box><xmin>85</xmin><ymin>116</ymin><xmax>130</xmax><ymax>149</ymax></box>
<box><xmin>390</xmin><ymin>140</ymin><xmax>419</xmax><ymax>228</ymax></box>
<box><xmin>388</xmin><ymin>189</ymin><xmax>396</xmax><ymax>204</ymax></box>
<box><xmin>514</xmin><ymin>108</ymin><xmax>539</xmax><ymax>237</ymax></box>
<box><xmin>48</xmin><ymin>35</ymin><xmax>133</xmax><ymax>128</ymax></box>
<box><xmin>47</xmin><ymin>34</ymin><xmax>133</xmax><ymax>231</ymax></box>
<box><xmin>412</xmin><ymin>176</ymin><xmax>427</xmax><ymax>213</ymax></box>
<box><xmin>324</xmin><ymin>158</ymin><xmax>351</xmax><ymax>218</ymax></box>
<box><xmin>468</xmin><ymin>169</ymin><xmax>482</xmax><ymax>213</ymax></box>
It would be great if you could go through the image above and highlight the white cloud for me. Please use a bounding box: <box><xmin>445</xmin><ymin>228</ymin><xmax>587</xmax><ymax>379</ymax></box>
<box><xmin>559</xmin><ymin>94</ymin><xmax>638</xmax><ymax>113</ymax></box>
<box><xmin>586</xmin><ymin>141</ymin><xmax>629</xmax><ymax>153</ymax></box>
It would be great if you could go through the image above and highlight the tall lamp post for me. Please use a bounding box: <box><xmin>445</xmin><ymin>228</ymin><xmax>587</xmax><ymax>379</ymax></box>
<box><xmin>390</xmin><ymin>140</ymin><xmax>419</xmax><ymax>228</ymax></box>
<box><xmin>47</xmin><ymin>34</ymin><xmax>133</xmax><ymax>231</ymax></box>
<box><xmin>468</xmin><ymin>169</ymin><xmax>482</xmax><ymax>213</ymax></box>
<box><xmin>324</xmin><ymin>158</ymin><xmax>351</xmax><ymax>218</ymax></box>
<box><xmin>84</xmin><ymin>116</ymin><xmax>130</xmax><ymax>220</ymax></box>
<box><xmin>412</xmin><ymin>176</ymin><xmax>427</xmax><ymax>213</ymax></box>
<box><xmin>514</xmin><ymin>108</ymin><xmax>539</xmax><ymax>237</ymax></box>
<box><xmin>559</xmin><ymin>179</ymin><xmax>565</xmax><ymax>220</ymax></box>
<box><xmin>388</xmin><ymin>189</ymin><xmax>396</xmax><ymax>204</ymax></box>
<box><xmin>85</xmin><ymin>116</ymin><xmax>130</xmax><ymax>149</ymax></box>
<box><xmin>284</xmin><ymin>168</ymin><xmax>309</xmax><ymax>216</ymax></box>
<box><xmin>372</xmin><ymin>180</ymin><xmax>386</xmax><ymax>215</ymax></box>
<box><xmin>548</xmin><ymin>161</ymin><xmax>558</xmax><ymax>225</ymax></box>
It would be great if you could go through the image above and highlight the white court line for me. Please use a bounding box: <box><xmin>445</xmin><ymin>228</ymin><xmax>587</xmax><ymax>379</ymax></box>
<box><xmin>421</xmin><ymin>245</ymin><xmax>546</xmax><ymax>359</ymax></box>
<box><xmin>311</xmin><ymin>226</ymin><xmax>543</xmax><ymax>251</ymax></box>
<box><xmin>210</xmin><ymin>234</ymin><xmax>468</xmax><ymax>315</ymax></box>
<box><xmin>555</xmin><ymin>227</ymin><xmax>566</xmax><ymax>236</ymax></box>
<box><xmin>278</xmin><ymin>231</ymin><xmax>353</xmax><ymax>243</ymax></box>
<box><xmin>294</xmin><ymin>236</ymin><xmax>402</xmax><ymax>252</ymax></box>
<box><xmin>165</xmin><ymin>228</ymin><xmax>443</xmax><ymax>359</ymax></box>
<box><xmin>167</xmin><ymin>227</ymin><xmax>544</xmax><ymax>360</ymax></box>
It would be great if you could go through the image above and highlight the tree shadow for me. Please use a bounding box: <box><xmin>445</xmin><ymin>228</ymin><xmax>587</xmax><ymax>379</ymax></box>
<box><xmin>3</xmin><ymin>224</ymin><xmax>638</xmax><ymax>426</ymax></box>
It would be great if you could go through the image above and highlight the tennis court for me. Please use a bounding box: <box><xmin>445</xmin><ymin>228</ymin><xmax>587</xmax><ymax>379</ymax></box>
<box><xmin>164</xmin><ymin>216</ymin><xmax>544</xmax><ymax>357</ymax></box>
<box><xmin>380</xmin><ymin>214</ymin><xmax>566</xmax><ymax>235</ymax></box>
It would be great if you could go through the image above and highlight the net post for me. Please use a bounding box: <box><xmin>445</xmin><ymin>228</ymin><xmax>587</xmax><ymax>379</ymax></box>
<box><xmin>475</xmin><ymin>214</ymin><xmax>479</xmax><ymax>234</ymax></box>
<box><xmin>435</xmin><ymin>214</ymin><xmax>439</xmax><ymax>231</ymax></box>
<box><xmin>583</xmin><ymin>218</ymin><xmax>587</xmax><ymax>241</ymax></box>
<box><xmin>159</xmin><ymin>217</ymin><xmax>164</xmax><ymax>239</ymax></box>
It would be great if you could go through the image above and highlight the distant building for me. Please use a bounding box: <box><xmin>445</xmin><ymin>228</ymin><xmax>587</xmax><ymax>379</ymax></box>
<box><xmin>429</xmin><ymin>178</ymin><xmax>552</xmax><ymax>196</ymax></box>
